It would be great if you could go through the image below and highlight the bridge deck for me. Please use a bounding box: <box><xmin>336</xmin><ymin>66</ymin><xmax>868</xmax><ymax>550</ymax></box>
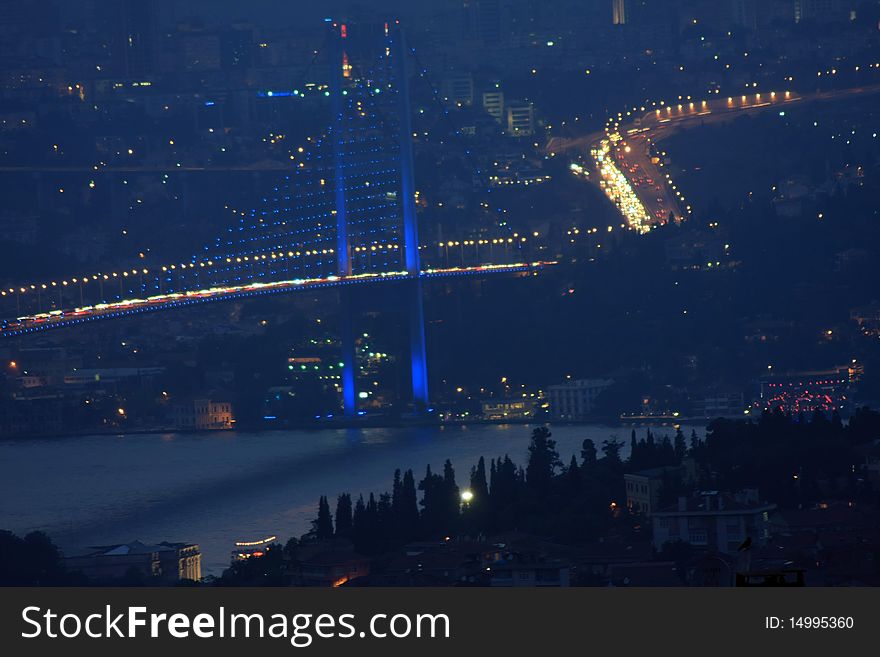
<box><xmin>0</xmin><ymin>262</ymin><xmax>554</xmax><ymax>338</ymax></box>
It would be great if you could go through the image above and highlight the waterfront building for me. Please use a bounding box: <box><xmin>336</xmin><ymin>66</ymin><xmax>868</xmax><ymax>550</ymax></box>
<box><xmin>547</xmin><ymin>378</ymin><xmax>614</xmax><ymax>420</ymax></box>
<box><xmin>171</xmin><ymin>398</ymin><xmax>234</xmax><ymax>430</ymax></box>
<box><xmin>481</xmin><ymin>397</ymin><xmax>537</xmax><ymax>420</ymax></box>
<box><xmin>64</xmin><ymin>540</ymin><xmax>201</xmax><ymax>583</ymax></box>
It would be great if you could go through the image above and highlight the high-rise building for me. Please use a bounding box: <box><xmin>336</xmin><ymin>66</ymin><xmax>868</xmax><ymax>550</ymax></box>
<box><xmin>442</xmin><ymin>73</ymin><xmax>475</xmax><ymax>106</ymax></box>
<box><xmin>611</xmin><ymin>0</ymin><xmax>671</xmax><ymax>27</ymax></box>
<box><xmin>730</xmin><ymin>0</ymin><xmax>758</xmax><ymax>29</ymax></box>
<box><xmin>612</xmin><ymin>0</ymin><xmax>627</xmax><ymax>24</ymax></box>
<box><xmin>101</xmin><ymin>0</ymin><xmax>160</xmax><ymax>78</ymax></box>
<box><xmin>482</xmin><ymin>87</ymin><xmax>504</xmax><ymax>122</ymax></box>
<box><xmin>793</xmin><ymin>0</ymin><xmax>852</xmax><ymax>23</ymax></box>
<box><xmin>505</xmin><ymin>101</ymin><xmax>535</xmax><ymax>137</ymax></box>
<box><xmin>462</xmin><ymin>0</ymin><xmax>507</xmax><ymax>44</ymax></box>
<box><xmin>221</xmin><ymin>26</ymin><xmax>256</xmax><ymax>71</ymax></box>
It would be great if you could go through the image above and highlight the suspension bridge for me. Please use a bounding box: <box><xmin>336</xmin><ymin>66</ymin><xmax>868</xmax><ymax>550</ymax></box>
<box><xmin>0</xmin><ymin>19</ymin><xmax>554</xmax><ymax>417</ymax></box>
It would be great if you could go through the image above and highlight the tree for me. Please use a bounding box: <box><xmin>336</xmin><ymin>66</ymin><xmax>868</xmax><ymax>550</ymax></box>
<box><xmin>334</xmin><ymin>493</ymin><xmax>353</xmax><ymax>538</ymax></box>
<box><xmin>418</xmin><ymin>465</ymin><xmax>447</xmax><ymax>537</ymax></box>
<box><xmin>283</xmin><ymin>537</ymin><xmax>300</xmax><ymax>562</ymax></box>
<box><xmin>390</xmin><ymin>469</ymin><xmax>405</xmax><ymax>540</ymax></box>
<box><xmin>399</xmin><ymin>469</ymin><xmax>420</xmax><ymax>541</ymax></box>
<box><xmin>0</xmin><ymin>530</ymin><xmax>68</xmax><ymax>586</ymax></box>
<box><xmin>312</xmin><ymin>495</ymin><xmax>333</xmax><ymax>540</ymax></box>
<box><xmin>441</xmin><ymin>460</ymin><xmax>461</xmax><ymax>532</ymax></box>
<box><xmin>464</xmin><ymin>457</ymin><xmax>490</xmax><ymax>535</ymax></box>
<box><xmin>217</xmin><ymin>543</ymin><xmax>286</xmax><ymax>586</ymax></box>
<box><xmin>470</xmin><ymin>456</ymin><xmax>489</xmax><ymax>503</ymax></box>
<box><xmin>689</xmin><ymin>429</ymin><xmax>702</xmax><ymax>455</ymax></box>
<box><xmin>526</xmin><ymin>426</ymin><xmax>561</xmax><ymax>495</ymax></box>
<box><xmin>581</xmin><ymin>438</ymin><xmax>597</xmax><ymax>466</ymax></box>
<box><xmin>601</xmin><ymin>438</ymin><xmax>624</xmax><ymax>464</ymax></box>
<box><xmin>674</xmin><ymin>427</ymin><xmax>687</xmax><ymax>462</ymax></box>
<box><xmin>565</xmin><ymin>454</ymin><xmax>581</xmax><ymax>494</ymax></box>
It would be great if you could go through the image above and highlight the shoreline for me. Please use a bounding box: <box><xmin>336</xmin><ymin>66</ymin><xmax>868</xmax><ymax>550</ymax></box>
<box><xmin>0</xmin><ymin>415</ymin><xmax>719</xmax><ymax>442</ymax></box>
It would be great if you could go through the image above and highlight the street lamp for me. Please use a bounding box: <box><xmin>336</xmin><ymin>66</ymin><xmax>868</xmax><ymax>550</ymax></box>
<box><xmin>460</xmin><ymin>490</ymin><xmax>474</xmax><ymax>507</ymax></box>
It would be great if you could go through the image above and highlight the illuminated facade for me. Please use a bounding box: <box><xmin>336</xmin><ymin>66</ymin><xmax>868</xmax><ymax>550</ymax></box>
<box><xmin>481</xmin><ymin>398</ymin><xmax>537</xmax><ymax>420</ymax></box>
<box><xmin>756</xmin><ymin>367</ymin><xmax>852</xmax><ymax>415</ymax></box>
<box><xmin>171</xmin><ymin>399</ymin><xmax>234</xmax><ymax>430</ymax></box>
<box><xmin>612</xmin><ymin>0</ymin><xmax>627</xmax><ymax>25</ymax></box>
<box><xmin>505</xmin><ymin>101</ymin><xmax>534</xmax><ymax>137</ymax></box>
<box><xmin>482</xmin><ymin>88</ymin><xmax>505</xmax><ymax>123</ymax></box>
<box><xmin>63</xmin><ymin>541</ymin><xmax>201</xmax><ymax>583</ymax></box>
<box><xmin>548</xmin><ymin>378</ymin><xmax>614</xmax><ymax>420</ymax></box>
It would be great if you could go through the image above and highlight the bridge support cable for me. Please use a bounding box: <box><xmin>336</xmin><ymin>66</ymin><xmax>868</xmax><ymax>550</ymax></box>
<box><xmin>330</xmin><ymin>22</ymin><xmax>352</xmax><ymax>278</ymax></box>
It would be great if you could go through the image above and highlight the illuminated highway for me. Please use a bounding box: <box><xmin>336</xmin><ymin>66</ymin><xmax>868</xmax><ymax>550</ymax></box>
<box><xmin>565</xmin><ymin>84</ymin><xmax>880</xmax><ymax>232</ymax></box>
<box><xmin>0</xmin><ymin>262</ymin><xmax>555</xmax><ymax>338</ymax></box>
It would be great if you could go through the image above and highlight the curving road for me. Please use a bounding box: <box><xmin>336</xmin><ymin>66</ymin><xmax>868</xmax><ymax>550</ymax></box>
<box><xmin>556</xmin><ymin>84</ymin><xmax>880</xmax><ymax>231</ymax></box>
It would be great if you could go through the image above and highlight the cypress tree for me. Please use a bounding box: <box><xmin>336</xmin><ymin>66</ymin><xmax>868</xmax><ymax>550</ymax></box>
<box><xmin>470</xmin><ymin>456</ymin><xmax>489</xmax><ymax>504</ymax></box>
<box><xmin>312</xmin><ymin>495</ymin><xmax>333</xmax><ymax>540</ymax></box>
<box><xmin>526</xmin><ymin>426</ymin><xmax>561</xmax><ymax>496</ymax></box>
<box><xmin>400</xmin><ymin>469</ymin><xmax>420</xmax><ymax>541</ymax></box>
<box><xmin>674</xmin><ymin>427</ymin><xmax>687</xmax><ymax>462</ymax></box>
<box><xmin>335</xmin><ymin>493</ymin><xmax>353</xmax><ymax>538</ymax></box>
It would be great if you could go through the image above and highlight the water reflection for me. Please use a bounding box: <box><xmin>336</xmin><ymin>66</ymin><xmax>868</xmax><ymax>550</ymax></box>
<box><xmin>0</xmin><ymin>422</ymin><xmax>701</xmax><ymax>574</ymax></box>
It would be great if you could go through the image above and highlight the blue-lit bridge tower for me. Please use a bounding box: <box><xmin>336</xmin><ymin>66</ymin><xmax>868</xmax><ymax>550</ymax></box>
<box><xmin>329</xmin><ymin>20</ymin><xmax>429</xmax><ymax>416</ymax></box>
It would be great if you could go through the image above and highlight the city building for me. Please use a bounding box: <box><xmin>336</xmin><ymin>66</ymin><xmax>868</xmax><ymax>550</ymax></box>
<box><xmin>462</xmin><ymin>0</ymin><xmax>507</xmax><ymax>45</ymax></box>
<box><xmin>664</xmin><ymin>231</ymin><xmax>728</xmax><ymax>270</ymax></box>
<box><xmin>482</xmin><ymin>88</ymin><xmax>504</xmax><ymax>122</ymax></box>
<box><xmin>489</xmin><ymin>561</ymin><xmax>570</xmax><ymax>587</ymax></box>
<box><xmin>505</xmin><ymin>101</ymin><xmax>535</xmax><ymax>137</ymax></box>
<box><xmin>481</xmin><ymin>398</ymin><xmax>538</xmax><ymax>420</ymax></box>
<box><xmin>63</xmin><ymin>541</ymin><xmax>201</xmax><ymax>583</ymax></box>
<box><xmin>612</xmin><ymin>0</ymin><xmax>628</xmax><ymax>25</ymax></box>
<box><xmin>851</xmin><ymin>302</ymin><xmax>880</xmax><ymax>337</ymax></box>
<box><xmin>547</xmin><ymin>378</ymin><xmax>614</xmax><ymax>420</ymax></box>
<box><xmin>651</xmin><ymin>490</ymin><xmax>776</xmax><ymax>554</ymax></box>
<box><xmin>101</xmin><ymin>0</ymin><xmax>161</xmax><ymax>79</ymax></box>
<box><xmin>293</xmin><ymin>541</ymin><xmax>371</xmax><ymax>587</ymax></box>
<box><xmin>793</xmin><ymin>0</ymin><xmax>853</xmax><ymax>23</ymax></box>
<box><xmin>756</xmin><ymin>366</ymin><xmax>851</xmax><ymax>415</ymax></box>
<box><xmin>625</xmin><ymin>465</ymin><xmax>682</xmax><ymax>515</ymax></box>
<box><xmin>0</xmin><ymin>393</ymin><xmax>64</xmax><ymax>437</ymax></box>
<box><xmin>63</xmin><ymin>366</ymin><xmax>165</xmax><ymax>388</ymax></box>
<box><xmin>441</xmin><ymin>73</ymin><xmax>474</xmax><ymax>106</ymax></box>
<box><xmin>13</xmin><ymin>347</ymin><xmax>80</xmax><ymax>386</ymax></box>
<box><xmin>692</xmin><ymin>390</ymin><xmax>745</xmax><ymax>418</ymax></box>
<box><xmin>171</xmin><ymin>398</ymin><xmax>234</xmax><ymax>430</ymax></box>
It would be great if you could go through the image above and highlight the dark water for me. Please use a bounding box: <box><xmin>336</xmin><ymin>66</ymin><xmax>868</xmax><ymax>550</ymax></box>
<box><xmin>0</xmin><ymin>423</ymin><xmax>702</xmax><ymax>574</ymax></box>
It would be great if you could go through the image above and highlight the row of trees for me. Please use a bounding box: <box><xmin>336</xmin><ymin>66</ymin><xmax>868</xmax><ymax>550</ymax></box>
<box><xmin>300</xmin><ymin>409</ymin><xmax>880</xmax><ymax>557</ymax></box>
<box><xmin>0</xmin><ymin>530</ymin><xmax>79</xmax><ymax>586</ymax></box>
<box><xmin>299</xmin><ymin>427</ymin><xmax>637</xmax><ymax>555</ymax></box>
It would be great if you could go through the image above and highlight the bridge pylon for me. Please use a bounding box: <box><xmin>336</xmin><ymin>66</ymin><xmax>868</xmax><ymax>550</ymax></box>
<box><xmin>330</xmin><ymin>20</ymin><xmax>430</xmax><ymax>418</ymax></box>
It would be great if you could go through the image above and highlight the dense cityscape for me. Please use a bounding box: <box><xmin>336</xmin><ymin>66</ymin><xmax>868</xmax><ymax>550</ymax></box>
<box><xmin>2</xmin><ymin>0</ymin><xmax>880</xmax><ymax>587</ymax></box>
